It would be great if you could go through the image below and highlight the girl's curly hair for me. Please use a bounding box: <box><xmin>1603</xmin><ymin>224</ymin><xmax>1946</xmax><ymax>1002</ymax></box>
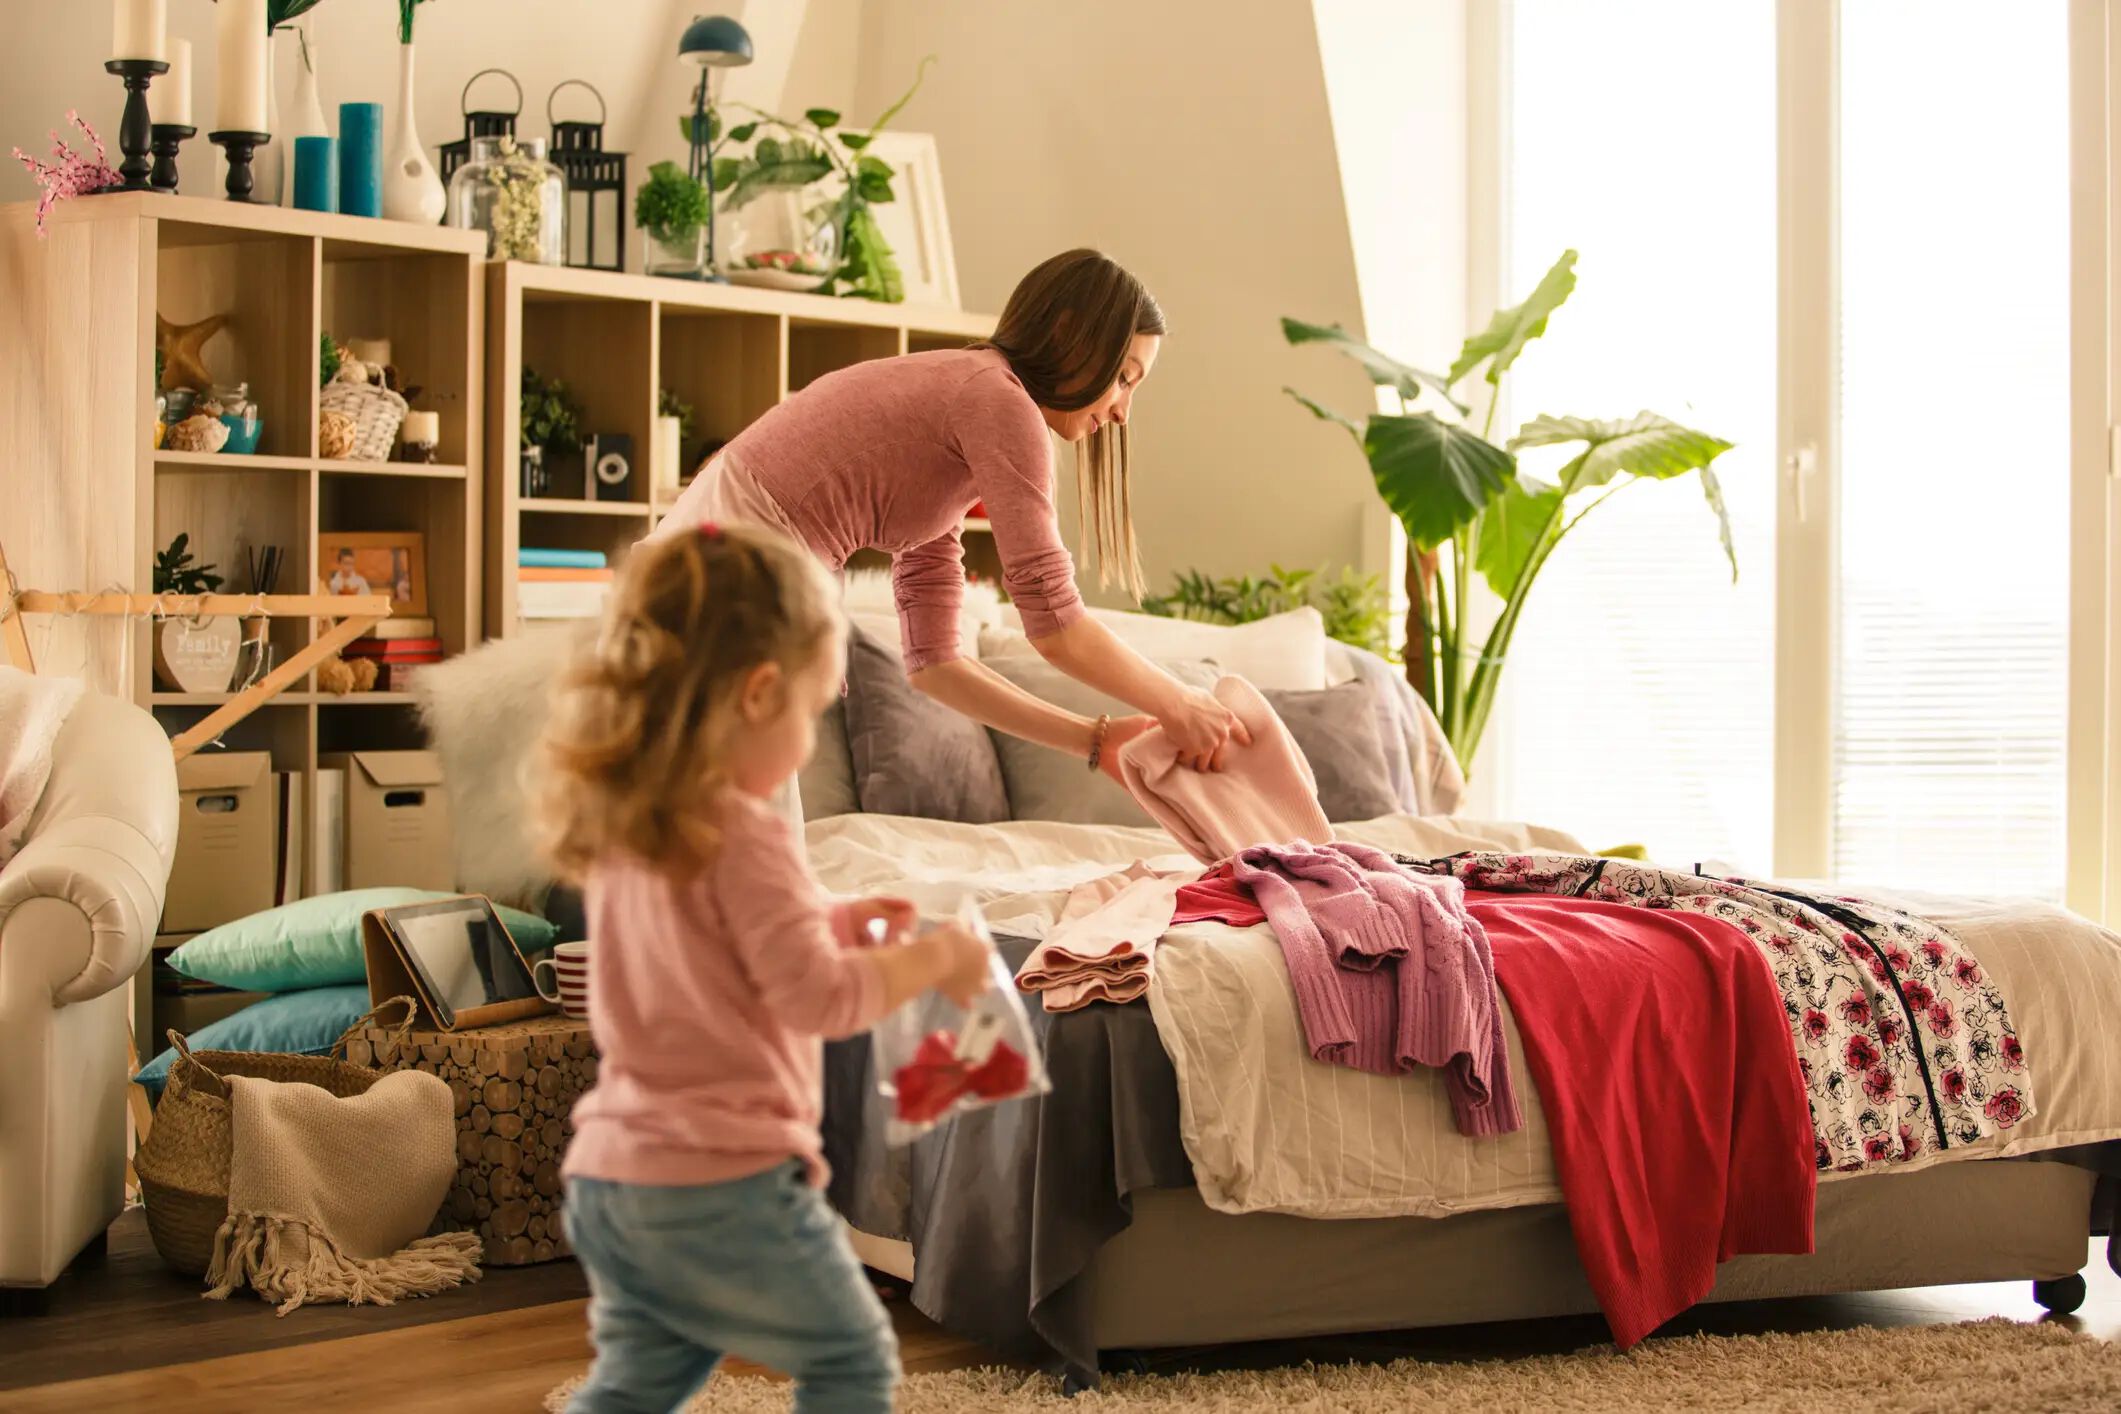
<box><xmin>532</xmin><ymin>523</ymin><xmax>840</xmax><ymax>881</ymax></box>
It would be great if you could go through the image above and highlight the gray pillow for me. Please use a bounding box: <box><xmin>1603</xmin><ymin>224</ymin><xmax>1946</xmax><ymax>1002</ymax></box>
<box><xmin>798</xmin><ymin>697</ymin><xmax>860</xmax><ymax>821</ymax></box>
<box><xmin>982</xmin><ymin>654</ymin><xmax>1219</xmax><ymax>826</ymax></box>
<box><xmin>1263</xmin><ymin>682</ymin><xmax>1400</xmax><ymax>823</ymax></box>
<box><xmin>842</xmin><ymin>624</ymin><xmax>1011</xmax><ymax>823</ymax></box>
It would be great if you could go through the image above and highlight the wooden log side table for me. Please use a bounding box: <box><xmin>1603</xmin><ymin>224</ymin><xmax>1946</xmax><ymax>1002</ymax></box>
<box><xmin>346</xmin><ymin>1013</ymin><xmax>596</xmax><ymax>1266</ymax></box>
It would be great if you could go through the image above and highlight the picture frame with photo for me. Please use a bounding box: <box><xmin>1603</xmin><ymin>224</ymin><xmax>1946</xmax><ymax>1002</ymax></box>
<box><xmin>317</xmin><ymin>531</ymin><xmax>427</xmax><ymax>616</ymax></box>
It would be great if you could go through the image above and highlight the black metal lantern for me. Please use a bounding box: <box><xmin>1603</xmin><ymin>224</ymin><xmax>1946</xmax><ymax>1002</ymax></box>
<box><xmin>439</xmin><ymin>69</ymin><xmax>523</xmax><ymax>188</ymax></box>
<box><xmin>547</xmin><ymin>81</ymin><xmax>628</xmax><ymax>274</ymax></box>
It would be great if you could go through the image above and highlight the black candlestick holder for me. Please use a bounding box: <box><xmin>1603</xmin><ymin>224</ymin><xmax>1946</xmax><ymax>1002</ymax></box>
<box><xmin>207</xmin><ymin>131</ymin><xmax>271</xmax><ymax>203</ymax></box>
<box><xmin>104</xmin><ymin>58</ymin><xmax>169</xmax><ymax>192</ymax></box>
<box><xmin>149</xmin><ymin>124</ymin><xmax>195</xmax><ymax>195</ymax></box>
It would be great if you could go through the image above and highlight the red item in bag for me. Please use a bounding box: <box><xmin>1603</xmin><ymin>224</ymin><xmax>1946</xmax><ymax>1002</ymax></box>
<box><xmin>891</xmin><ymin>1028</ymin><xmax>1034</xmax><ymax>1125</ymax></box>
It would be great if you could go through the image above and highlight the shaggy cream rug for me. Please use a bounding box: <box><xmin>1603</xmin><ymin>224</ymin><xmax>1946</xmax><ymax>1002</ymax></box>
<box><xmin>545</xmin><ymin>1317</ymin><xmax>2120</xmax><ymax>1411</ymax></box>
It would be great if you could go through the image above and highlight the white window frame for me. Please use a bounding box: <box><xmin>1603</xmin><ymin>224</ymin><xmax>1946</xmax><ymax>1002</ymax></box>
<box><xmin>1467</xmin><ymin>0</ymin><xmax>2118</xmax><ymax>921</ymax></box>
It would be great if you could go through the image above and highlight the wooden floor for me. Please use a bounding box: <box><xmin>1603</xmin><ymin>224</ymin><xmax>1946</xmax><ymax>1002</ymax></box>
<box><xmin>3</xmin><ymin>1213</ymin><xmax>2116</xmax><ymax>1413</ymax></box>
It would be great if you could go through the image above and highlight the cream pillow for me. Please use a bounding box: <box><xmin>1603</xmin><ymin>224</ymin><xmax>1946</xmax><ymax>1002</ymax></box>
<box><xmin>983</xmin><ymin>605</ymin><xmax>1330</xmax><ymax>690</ymax></box>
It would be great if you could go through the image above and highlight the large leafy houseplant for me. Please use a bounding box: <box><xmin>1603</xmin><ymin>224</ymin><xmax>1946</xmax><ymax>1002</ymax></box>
<box><xmin>690</xmin><ymin>58</ymin><xmax>932</xmax><ymax>301</ymax></box>
<box><xmin>1284</xmin><ymin>251</ymin><xmax>1734</xmax><ymax>774</ymax></box>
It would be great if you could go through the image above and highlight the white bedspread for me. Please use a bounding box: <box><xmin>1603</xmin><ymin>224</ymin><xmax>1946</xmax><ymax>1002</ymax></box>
<box><xmin>806</xmin><ymin>812</ymin><xmax>2121</xmax><ymax>1226</ymax></box>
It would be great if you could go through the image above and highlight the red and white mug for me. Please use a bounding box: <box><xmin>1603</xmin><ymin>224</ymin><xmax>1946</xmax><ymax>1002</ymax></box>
<box><xmin>533</xmin><ymin>941</ymin><xmax>591</xmax><ymax>1020</ymax></box>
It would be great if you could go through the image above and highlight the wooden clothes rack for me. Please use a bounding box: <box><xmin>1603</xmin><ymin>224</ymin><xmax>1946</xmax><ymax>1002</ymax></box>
<box><xmin>0</xmin><ymin>538</ymin><xmax>391</xmax><ymax>759</ymax></box>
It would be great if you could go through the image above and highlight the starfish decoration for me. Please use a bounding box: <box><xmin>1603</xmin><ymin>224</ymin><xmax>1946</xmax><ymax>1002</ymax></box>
<box><xmin>157</xmin><ymin>313</ymin><xmax>231</xmax><ymax>393</ymax></box>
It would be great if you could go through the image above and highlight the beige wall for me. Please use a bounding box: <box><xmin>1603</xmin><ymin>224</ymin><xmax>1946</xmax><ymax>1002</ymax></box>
<box><xmin>848</xmin><ymin>0</ymin><xmax>1377</xmax><ymax>605</ymax></box>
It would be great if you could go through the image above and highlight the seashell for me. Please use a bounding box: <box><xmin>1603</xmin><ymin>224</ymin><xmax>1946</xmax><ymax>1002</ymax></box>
<box><xmin>319</xmin><ymin>409</ymin><xmax>357</xmax><ymax>459</ymax></box>
<box><xmin>165</xmin><ymin>413</ymin><xmax>231</xmax><ymax>453</ymax></box>
<box><xmin>333</xmin><ymin>358</ymin><xmax>371</xmax><ymax>385</ymax></box>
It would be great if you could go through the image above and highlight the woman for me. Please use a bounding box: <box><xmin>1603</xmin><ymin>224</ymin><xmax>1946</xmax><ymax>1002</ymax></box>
<box><xmin>655</xmin><ymin>248</ymin><xmax>1246</xmax><ymax>780</ymax></box>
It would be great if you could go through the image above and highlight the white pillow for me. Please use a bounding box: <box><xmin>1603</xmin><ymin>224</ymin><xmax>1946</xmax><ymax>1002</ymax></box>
<box><xmin>983</xmin><ymin>605</ymin><xmax>1329</xmax><ymax>691</ymax></box>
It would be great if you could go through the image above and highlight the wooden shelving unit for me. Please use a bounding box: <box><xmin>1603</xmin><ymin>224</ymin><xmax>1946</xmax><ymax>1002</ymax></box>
<box><xmin>485</xmin><ymin>262</ymin><xmax>999</xmax><ymax>637</ymax></box>
<box><xmin>1</xmin><ymin>194</ymin><xmax>484</xmax><ymax>928</ymax></box>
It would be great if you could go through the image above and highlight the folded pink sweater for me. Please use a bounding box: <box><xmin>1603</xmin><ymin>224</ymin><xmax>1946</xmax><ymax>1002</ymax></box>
<box><xmin>1118</xmin><ymin>676</ymin><xmax>1330</xmax><ymax>865</ymax></box>
<box><xmin>1233</xmin><ymin>841</ymin><xmax>1521</xmax><ymax>1137</ymax></box>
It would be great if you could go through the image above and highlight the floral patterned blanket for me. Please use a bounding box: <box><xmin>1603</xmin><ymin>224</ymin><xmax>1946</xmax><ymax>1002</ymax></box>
<box><xmin>1406</xmin><ymin>853</ymin><xmax>2033</xmax><ymax>1173</ymax></box>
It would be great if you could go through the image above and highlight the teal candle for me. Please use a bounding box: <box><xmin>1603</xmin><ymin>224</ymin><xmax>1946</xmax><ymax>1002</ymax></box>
<box><xmin>293</xmin><ymin>135</ymin><xmax>338</xmax><ymax>212</ymax></box>
<box><xmin>338</xmin><ymin>102</ymin><xmax>383</xmax><ymax>217</ymax></box>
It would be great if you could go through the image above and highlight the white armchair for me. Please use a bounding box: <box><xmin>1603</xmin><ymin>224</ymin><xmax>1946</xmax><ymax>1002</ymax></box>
<box><xmin>0</xmin><ymin>691</ymin><xmax>177</xmax><ymax>1309</ymax></box>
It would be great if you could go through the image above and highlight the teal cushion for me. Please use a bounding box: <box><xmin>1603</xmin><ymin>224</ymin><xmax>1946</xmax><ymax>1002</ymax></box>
<box><xmin>165</xmin><ymin>888</ymin><xmax>557</xmax><ymax>993</ymax></box>
<box><xmin>132</xmin><ymin>985</ymin><xmax>374</xmax><ymax>1105</ymax></box>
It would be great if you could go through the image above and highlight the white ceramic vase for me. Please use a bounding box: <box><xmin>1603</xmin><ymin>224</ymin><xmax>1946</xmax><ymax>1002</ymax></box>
<box><xmin>382</xmin><ymin>43</ymin><xmax>445</xmax><ymax>224</ymax></box>
<box><xmin>281</xmin><ymin>17</ymin><xmax>330</xmax><ymax>208</ymax></box>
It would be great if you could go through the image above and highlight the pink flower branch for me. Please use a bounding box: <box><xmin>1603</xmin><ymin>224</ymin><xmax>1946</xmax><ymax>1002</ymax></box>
<box><xmin>12</xmin><ymin>111</ymin><xmax>121</xmax><ymax>236</ymax></box>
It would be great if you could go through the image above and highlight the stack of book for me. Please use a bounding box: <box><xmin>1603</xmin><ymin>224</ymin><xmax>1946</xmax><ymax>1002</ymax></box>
<box><xmin>519</xmin><ymin>547</ymin><xmax>615</xmax><ymax>621</ymax></box>
<box><xmin>344</xmin><ymin>618</ymin><xmax>443</xmax><ymax>692</ymax></box>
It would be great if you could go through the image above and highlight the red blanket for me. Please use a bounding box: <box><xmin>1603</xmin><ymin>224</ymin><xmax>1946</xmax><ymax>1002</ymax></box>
<box><xmin>1470</xmin><ymin>890</ymin><xmax>1817</xmax><ymax>1347</ymax></box>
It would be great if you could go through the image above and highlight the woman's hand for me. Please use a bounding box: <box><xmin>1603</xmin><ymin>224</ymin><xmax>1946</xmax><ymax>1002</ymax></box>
<box><xmin>1098</xmin><ymin>715</ymin><xmax>1157</xmax><ymax>782</ymax></box>
<box><xmin>1157</xmin><ymin>687</ymin><xmax>1252</xmax><ymax>771</ymax></box>
<box><xmin>843</xmin><ymin>896</ymin><xmax>918</xmax><ymax>946</ymax></box>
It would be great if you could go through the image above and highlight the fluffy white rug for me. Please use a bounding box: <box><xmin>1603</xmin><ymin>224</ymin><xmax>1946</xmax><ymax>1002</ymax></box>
<box><xmin>546</xmin><ymin>1319</ymin><xmax>2121</xmax><ymax>1412</ymax></box>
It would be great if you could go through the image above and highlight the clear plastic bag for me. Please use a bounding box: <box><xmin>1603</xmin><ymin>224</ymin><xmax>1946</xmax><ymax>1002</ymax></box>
<box><xmin>873</xmin><ymin>898</ymin><xmax>1051</xmax><ymax>1146</ymax></box>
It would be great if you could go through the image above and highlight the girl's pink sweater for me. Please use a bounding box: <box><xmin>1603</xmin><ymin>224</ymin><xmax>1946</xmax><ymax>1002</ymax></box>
<box><xmin>563</xmin><ymin>791</ymin><xmax>889</xmax><ymax>1188</ymax></box>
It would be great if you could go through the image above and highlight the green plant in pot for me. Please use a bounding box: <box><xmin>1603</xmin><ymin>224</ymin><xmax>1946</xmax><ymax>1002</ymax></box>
<box><xmin>635</xmin><ymin>161</ymin><xmax>713</xmax><ymax>279</ymax></box>
<box><xmin>1284</xmin><ymin>250</ymin><xmax>1734</xmax><ymax>776</ymax></box>
<box><xmin>520</xmin><ymin>366</ymin><xmax>584</xmax><ymax>499</ymax></box>
<box><xmin>1142</xmin><ymin>564</ymin><xmax>1394</xmax><ymax>661</ymax></box>
<box><xmin>696</xmin><ymin>58</ymin><xmax>931</xmax><ymax>299</ymax></box>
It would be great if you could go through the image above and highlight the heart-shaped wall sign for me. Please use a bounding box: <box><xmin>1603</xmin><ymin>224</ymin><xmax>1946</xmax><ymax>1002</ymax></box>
<box><xmin>154</xmin><ymin>616</ymin><xmax>243</xmax><ymax>693</ymax></box>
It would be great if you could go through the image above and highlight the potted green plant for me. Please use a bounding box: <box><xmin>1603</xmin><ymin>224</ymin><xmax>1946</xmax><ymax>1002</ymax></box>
<box><xmin>635</xmin><ymin>160</ymin><xmax>712</xmax><ymax>279</ymax></box>
<box><xmin>696</xmin><ymin>58</ymin><xmax>931</xmax><ymax>299</ymax></box>
<box><xmin>1284</xmin><ymin>251</ymin><xmax>1734</xmax><ymax>776</ymax></box>
<box><xmin>1141</xmin><ymin>564</ymin><xmax>1394</xmax><ymax>661</ymax></box>
<box><xmin>520</xmin><ymin>366</ymin><xmax>583</xmax><ymax>498</ymax></box>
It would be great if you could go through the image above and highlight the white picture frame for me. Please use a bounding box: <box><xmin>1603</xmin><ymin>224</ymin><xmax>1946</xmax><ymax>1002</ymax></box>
<box><xmin>861</xmin><ymin>132</ymin><xmax>960</xmax><ymax>310</ymax></box>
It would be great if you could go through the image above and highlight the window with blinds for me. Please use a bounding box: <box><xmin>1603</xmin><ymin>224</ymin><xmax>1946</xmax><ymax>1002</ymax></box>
<box><xmin>1830</xmin><ymin>1</ymin><xmax>2071</xmax><ymax>899</ymax></box>
<box><xmin>1488</xmin><ymin>0</ymin><xmax>1778</xmax><ymax>869</ymax></box>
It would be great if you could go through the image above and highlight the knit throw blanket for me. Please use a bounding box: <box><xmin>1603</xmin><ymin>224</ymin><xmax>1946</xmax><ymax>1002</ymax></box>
<box><xmin>205</xmin><ymin>1071</ymin><xmax>482</xmax><ymax>1313</ymax></box>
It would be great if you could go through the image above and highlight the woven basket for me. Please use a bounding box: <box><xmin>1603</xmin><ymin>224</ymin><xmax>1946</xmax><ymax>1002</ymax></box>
<box><xmin>133</xmin><ymin>997</ymin><xmax>419</xmax><ymax>1276</ymax></box>
<box><xmin>319</xmin><ymin>379</ymin><xmax>410</xmax><ymax>463</ymax></box>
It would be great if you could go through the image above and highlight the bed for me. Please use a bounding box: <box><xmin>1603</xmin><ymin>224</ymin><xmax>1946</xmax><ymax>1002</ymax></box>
<box><xmin>415</xmin><ymin>601</ymin><xmax>2121</xmax><ymax>1388</ymax></box>
<box><xmin>807</xmin><ymin>813</ymin><xmax>2121</xmax><ymax>1388</ymax></box>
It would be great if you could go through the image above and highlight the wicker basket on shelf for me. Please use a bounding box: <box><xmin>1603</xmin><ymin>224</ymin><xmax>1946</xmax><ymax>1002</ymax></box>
<box><xmin>133</xmin><ymin>997</ymin><xmax>418</xmax><ymax>1276</ymax></box>
<box><xmin>319</xmin><ymin>379</ymin><xmax>409</xmax><ymax>462</ymax></box>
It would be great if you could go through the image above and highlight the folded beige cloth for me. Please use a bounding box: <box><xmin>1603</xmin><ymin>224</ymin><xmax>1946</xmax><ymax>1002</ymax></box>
<box><xmin>206</xmin><ymin>1070</ymin><xmax>481</xmax><ymax>1314</ymax></box>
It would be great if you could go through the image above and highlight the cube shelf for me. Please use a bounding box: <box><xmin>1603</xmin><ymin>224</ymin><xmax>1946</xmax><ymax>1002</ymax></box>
<box><xmin>485</xmin><ymin>261</ymin><xmax>997</xmax><ymax>637</ymax></box>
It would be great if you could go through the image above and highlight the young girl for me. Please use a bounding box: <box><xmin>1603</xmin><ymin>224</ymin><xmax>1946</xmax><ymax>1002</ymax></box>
<box><xmin>536</xmin><ymin>522</ymin><xmax>993</xmax><ymax>1414</ymax></box>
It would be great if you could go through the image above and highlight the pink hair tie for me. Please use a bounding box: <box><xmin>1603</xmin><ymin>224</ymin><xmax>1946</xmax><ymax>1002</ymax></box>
<box><xmin>699</xmin><ymin>520</ymin><xmax>723</xmax><ymax>540</ymax></box>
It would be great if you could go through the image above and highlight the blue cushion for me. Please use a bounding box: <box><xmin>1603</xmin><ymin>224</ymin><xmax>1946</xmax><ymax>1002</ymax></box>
<box><xmin>165</xmin><ymin>888</ymin><xmax>557</xmax><ymax>993</ymax></box>
<box><xmin>133</xmin><ymin>985</ymin><xmax>375</xmax><ymax>1105</ymax></box>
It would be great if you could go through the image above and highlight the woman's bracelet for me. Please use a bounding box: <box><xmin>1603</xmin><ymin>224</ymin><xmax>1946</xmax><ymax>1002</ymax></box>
<box><xmin>1086</xmin><ymin>713</ymin><xmax>1112</xmax><ymax>773</ymax></box>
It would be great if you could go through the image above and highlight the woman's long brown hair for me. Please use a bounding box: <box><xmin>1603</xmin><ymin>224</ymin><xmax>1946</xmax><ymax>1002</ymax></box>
<box><xmin>980</xmin><ymin>249</ymin><xmax>1164</xmax><ymax>598</ymax></box>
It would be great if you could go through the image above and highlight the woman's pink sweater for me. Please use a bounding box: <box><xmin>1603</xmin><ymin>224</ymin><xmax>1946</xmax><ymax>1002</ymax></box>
<box><xmin>655</xmin><ymin>347</ymin><xmax>1085</xmax><ymax>672</ymax></box>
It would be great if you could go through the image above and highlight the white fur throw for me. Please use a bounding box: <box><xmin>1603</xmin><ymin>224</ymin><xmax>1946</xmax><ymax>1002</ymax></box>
<box><xmin>413</xmin><ymin>623</ymin><xmax>587</xmax><ymax>909</ymax></box>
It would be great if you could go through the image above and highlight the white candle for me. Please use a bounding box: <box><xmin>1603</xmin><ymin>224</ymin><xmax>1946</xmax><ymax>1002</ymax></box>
<box><xmin>111</xmin><ymin>0</ymin><xmax>166</xmax><ymax>63</ymax></box>
<box><xmin>215</xmin><ymin>0</ymin><xmax>269</xmax><ymax>133</ymax></box>
<box><xmin>401</xmin><ymin>411</ymin><xmax>440</xmax><ymax>445</ymax></box>
<box><xmin>161</xmin><ymin>39</ymin><xmax>192</xmax><ymax>128</ymax></box>
<box><xmin>346</xmin><ymin>338</ymin><xmax>393</xmax><ymax>368</ymax></box>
